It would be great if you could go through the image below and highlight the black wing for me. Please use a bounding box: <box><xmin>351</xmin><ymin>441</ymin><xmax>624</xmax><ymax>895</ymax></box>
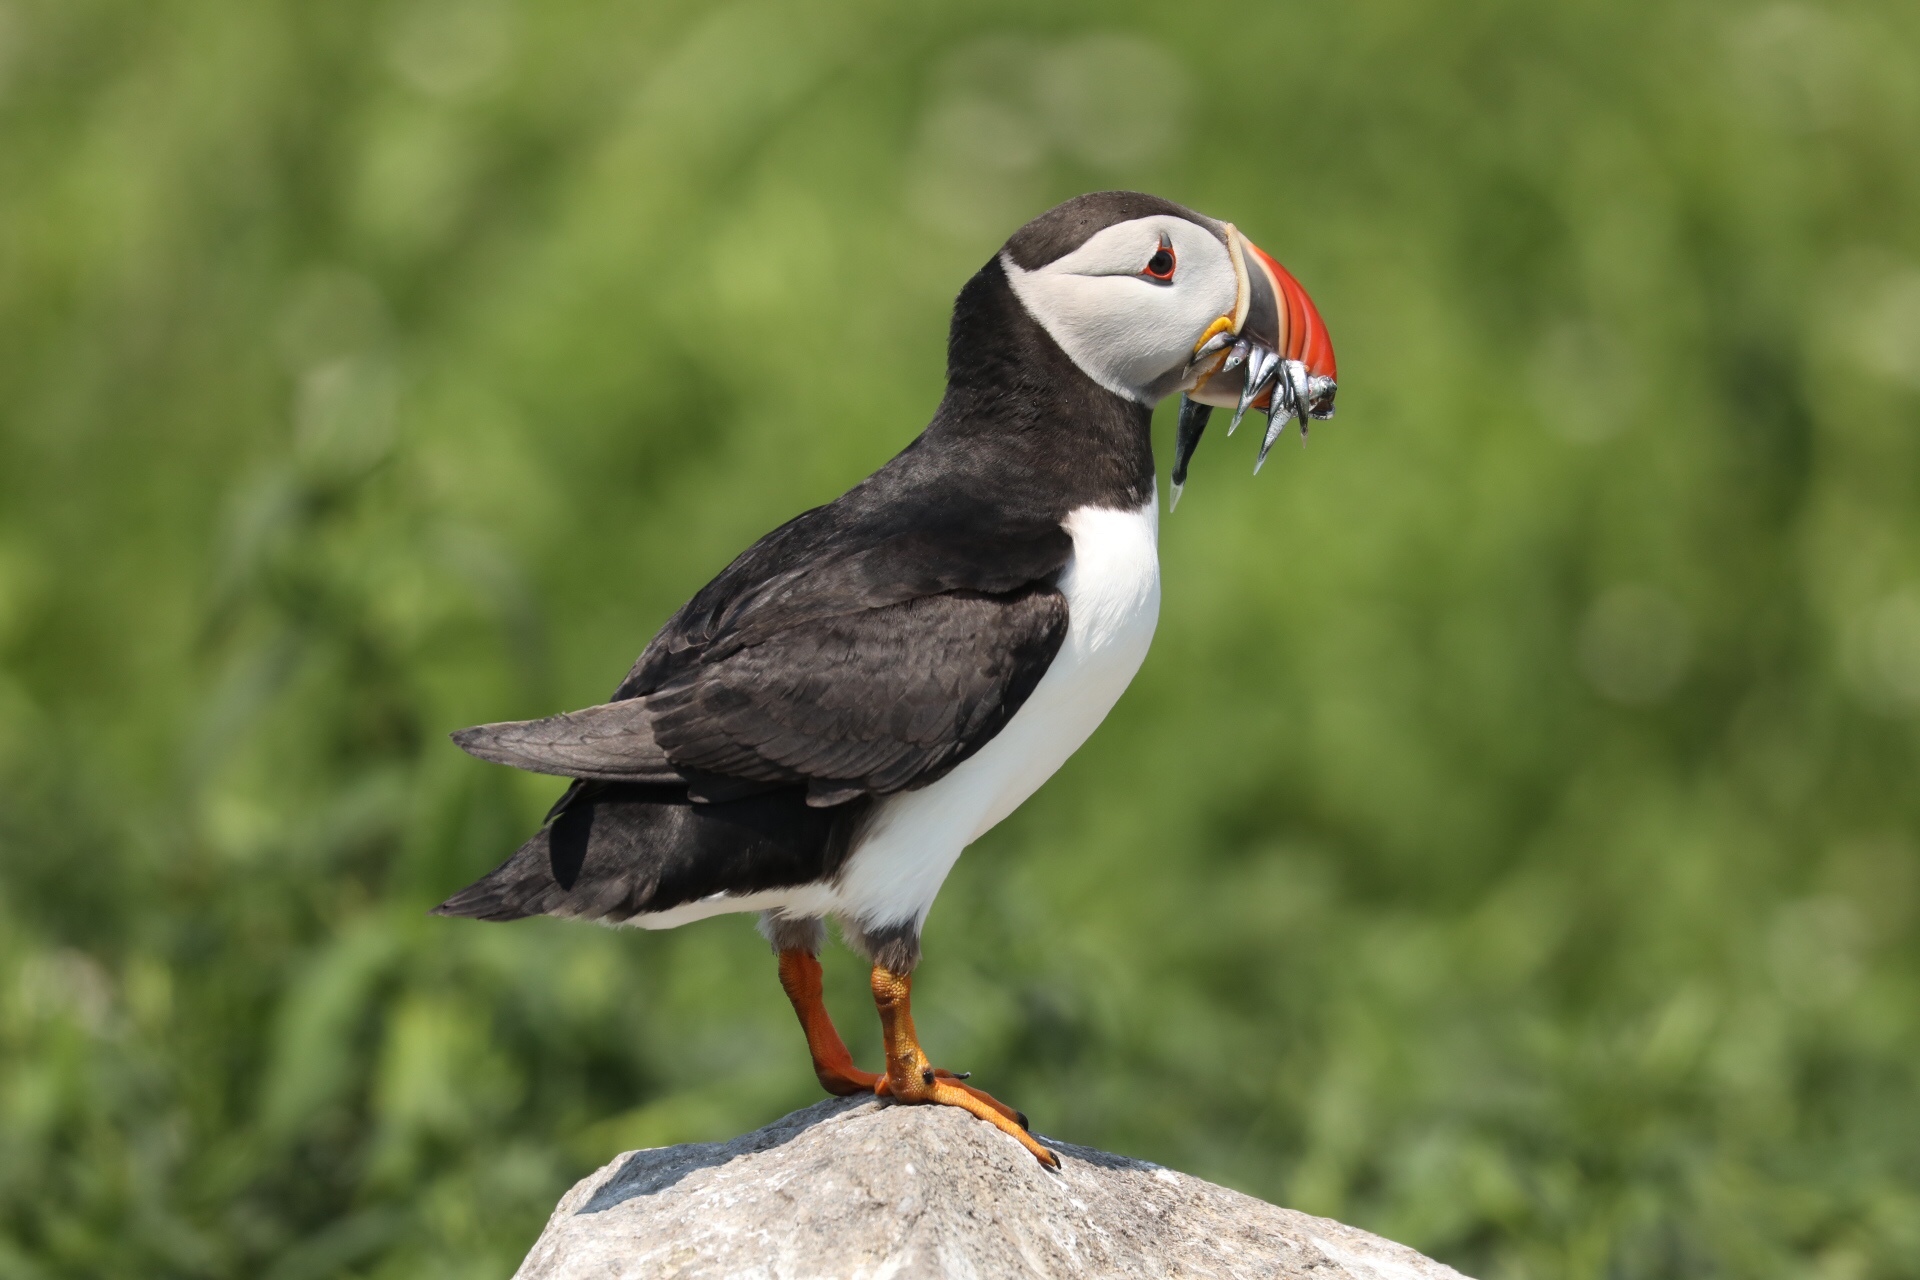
<box><xmin>617</xmin><ymin>499</ymin><xmax>1072</xmax><ymax>696</ymax></box>
<box><xmin>645</xmin><ymin>582</ymin><xmax>1066</xmax><ymax>805</ymax></box>
<box><xmin>454</xmin><ymin>487</ymin><xmax>1073</xmax><ymax>804</ymax></box>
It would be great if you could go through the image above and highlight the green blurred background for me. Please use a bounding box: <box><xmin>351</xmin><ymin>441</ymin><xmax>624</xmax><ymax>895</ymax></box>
<box><xmin>2</xmin><ymin>0</ymin><xmax>1918</xmax><ymax>1275</ymax></box>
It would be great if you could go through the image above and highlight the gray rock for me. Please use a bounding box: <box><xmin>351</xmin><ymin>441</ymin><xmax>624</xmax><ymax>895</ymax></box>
<box><xmin>515</xmin><ymin>1096</ymin><xmax>1471</xmax><ymax>1280</ymax></box>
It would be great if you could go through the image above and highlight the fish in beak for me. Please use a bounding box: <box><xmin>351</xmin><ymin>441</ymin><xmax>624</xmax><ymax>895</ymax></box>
<box><xmin>1169</xmin><ymin>226</ymin><xmax>1337</xmax><ymax>508</ymax></box>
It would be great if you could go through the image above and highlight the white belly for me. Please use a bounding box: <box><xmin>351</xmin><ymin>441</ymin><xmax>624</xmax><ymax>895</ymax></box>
<box><xmin>629</xmin><ymin>493</ymin><xmax>1162</xmax><ymax>933</ymax></box>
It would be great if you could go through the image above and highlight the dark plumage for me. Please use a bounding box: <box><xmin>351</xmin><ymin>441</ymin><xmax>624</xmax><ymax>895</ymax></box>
<box><xmin>439</xmin><ymin>215</ymin><xmax>1155</xmax><ymax>926</ymax></box>
<box><xmin>435</xmin><ymin>190</ymin><xmax>1340</xmax><ymax>1170</ymax></box>
<box><xmin>433</xmin><ymin>781</ymin><xmax>866</xmax><ymax>924</ymax></box>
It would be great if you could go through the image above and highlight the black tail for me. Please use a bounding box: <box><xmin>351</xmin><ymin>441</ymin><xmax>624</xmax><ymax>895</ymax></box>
<box><xmin>432</xmin><ymin>782</ymin><xmax>866</xmax><ymax>925</ymax></box>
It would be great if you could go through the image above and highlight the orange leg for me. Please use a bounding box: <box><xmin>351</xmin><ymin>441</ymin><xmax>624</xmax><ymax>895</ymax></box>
<box><xmin>777</xmin><ymin>949</ymin><xmax>881</xmax><ymax>1096</ymax></box>
<box><xmin>869</xmin><ymin>966</ymin><xmax>1058</xmax><ymax>1169</ymax></box>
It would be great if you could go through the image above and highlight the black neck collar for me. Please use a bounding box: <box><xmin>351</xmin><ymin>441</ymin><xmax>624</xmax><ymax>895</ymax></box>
<box><xmin>920</xmin><ymin>256</ymin><xmax>1156</xmax><ymax>516</ymax></box>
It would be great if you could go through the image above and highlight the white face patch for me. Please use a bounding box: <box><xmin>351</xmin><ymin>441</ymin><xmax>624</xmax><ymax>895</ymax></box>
<box><xmin>1002</xmin><ymin>215</ymin><xmax>1238</xmax><ymax>404</ymax></box>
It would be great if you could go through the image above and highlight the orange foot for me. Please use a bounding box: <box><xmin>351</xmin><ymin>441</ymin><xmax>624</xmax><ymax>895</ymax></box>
<box><xmin>870</xmin><ymin>966</ymin><xmax>1058</xmax><ymax>1169</ymax></box>
<box><xmin>776</xmin><ymin>949</ymin><xmax>880</xmax><ymax>1096</ymax></box>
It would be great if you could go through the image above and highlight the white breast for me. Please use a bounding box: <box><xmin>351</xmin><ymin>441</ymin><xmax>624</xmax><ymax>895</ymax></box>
<box><xmin>827</xmin><ymin>493</ymin><xmax>1162</xmax><ymax>930</ymax></box>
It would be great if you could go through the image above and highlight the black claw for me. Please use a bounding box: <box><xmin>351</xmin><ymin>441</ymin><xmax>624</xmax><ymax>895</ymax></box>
<box><xmin>1015</xmin><ymin>1111</ymin><xmax>1030</xmax><ymax>1131</ymax></box>
<box><xmin>953</xmin><ymin>1070</ymin><xmax>972</xmax><ymax>1080</ymax></box>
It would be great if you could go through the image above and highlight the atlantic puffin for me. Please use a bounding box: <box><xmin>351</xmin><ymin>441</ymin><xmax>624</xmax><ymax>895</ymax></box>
<box><xmin>436</xmin><ymin>191</ymin><xmax>1337</xmax><ymax>1167</ymax></box>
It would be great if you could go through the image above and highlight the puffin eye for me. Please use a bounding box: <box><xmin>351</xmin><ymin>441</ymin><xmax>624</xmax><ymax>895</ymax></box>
<box><xmin>1143</xmin><ymin>245</ymin><xmax>1176</xmax><ymax>281</ymax></box>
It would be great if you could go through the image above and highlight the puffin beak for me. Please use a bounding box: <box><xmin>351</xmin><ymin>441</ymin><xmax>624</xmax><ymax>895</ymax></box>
<box><xmin>1169</xmin><ymin>226</ymin><xmax>1337</xmax><ymax>507</ymax></box>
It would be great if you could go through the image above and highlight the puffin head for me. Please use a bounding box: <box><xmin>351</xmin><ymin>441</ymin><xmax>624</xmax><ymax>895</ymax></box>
<box><xmin>999</xmin><ymin>191</ymin><xmax>1336</xmax><ymax>504</ymax></box>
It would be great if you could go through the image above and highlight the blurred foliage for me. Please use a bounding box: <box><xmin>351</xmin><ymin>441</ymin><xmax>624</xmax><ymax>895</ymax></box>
<box><xmin>1</xmin><ymin>0</ymin><xmax>1918</xmax><ymax>1275</ymax></box>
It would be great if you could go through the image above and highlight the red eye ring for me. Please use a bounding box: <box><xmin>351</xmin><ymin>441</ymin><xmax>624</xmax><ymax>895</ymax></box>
<box><xmin>1143</xmin><ymin>243</ymin><xmax>1176</xmax><ymax>281</ymax></box>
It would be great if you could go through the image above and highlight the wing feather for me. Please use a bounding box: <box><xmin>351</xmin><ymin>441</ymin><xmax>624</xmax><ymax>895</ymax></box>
<box><xmin>451</xmin><ymin>700</ymin><xmax>682</xmax><ymax>783</ymax></box>
<box><xmin>455</xmin><ymin>482</ymin><xmax>1076</xmax><ymax>803</ymax></box>
<box><xmin>645</xmin><ymin>584</ymin><xmax>1068</xmax><ymax>803</ymax></box>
